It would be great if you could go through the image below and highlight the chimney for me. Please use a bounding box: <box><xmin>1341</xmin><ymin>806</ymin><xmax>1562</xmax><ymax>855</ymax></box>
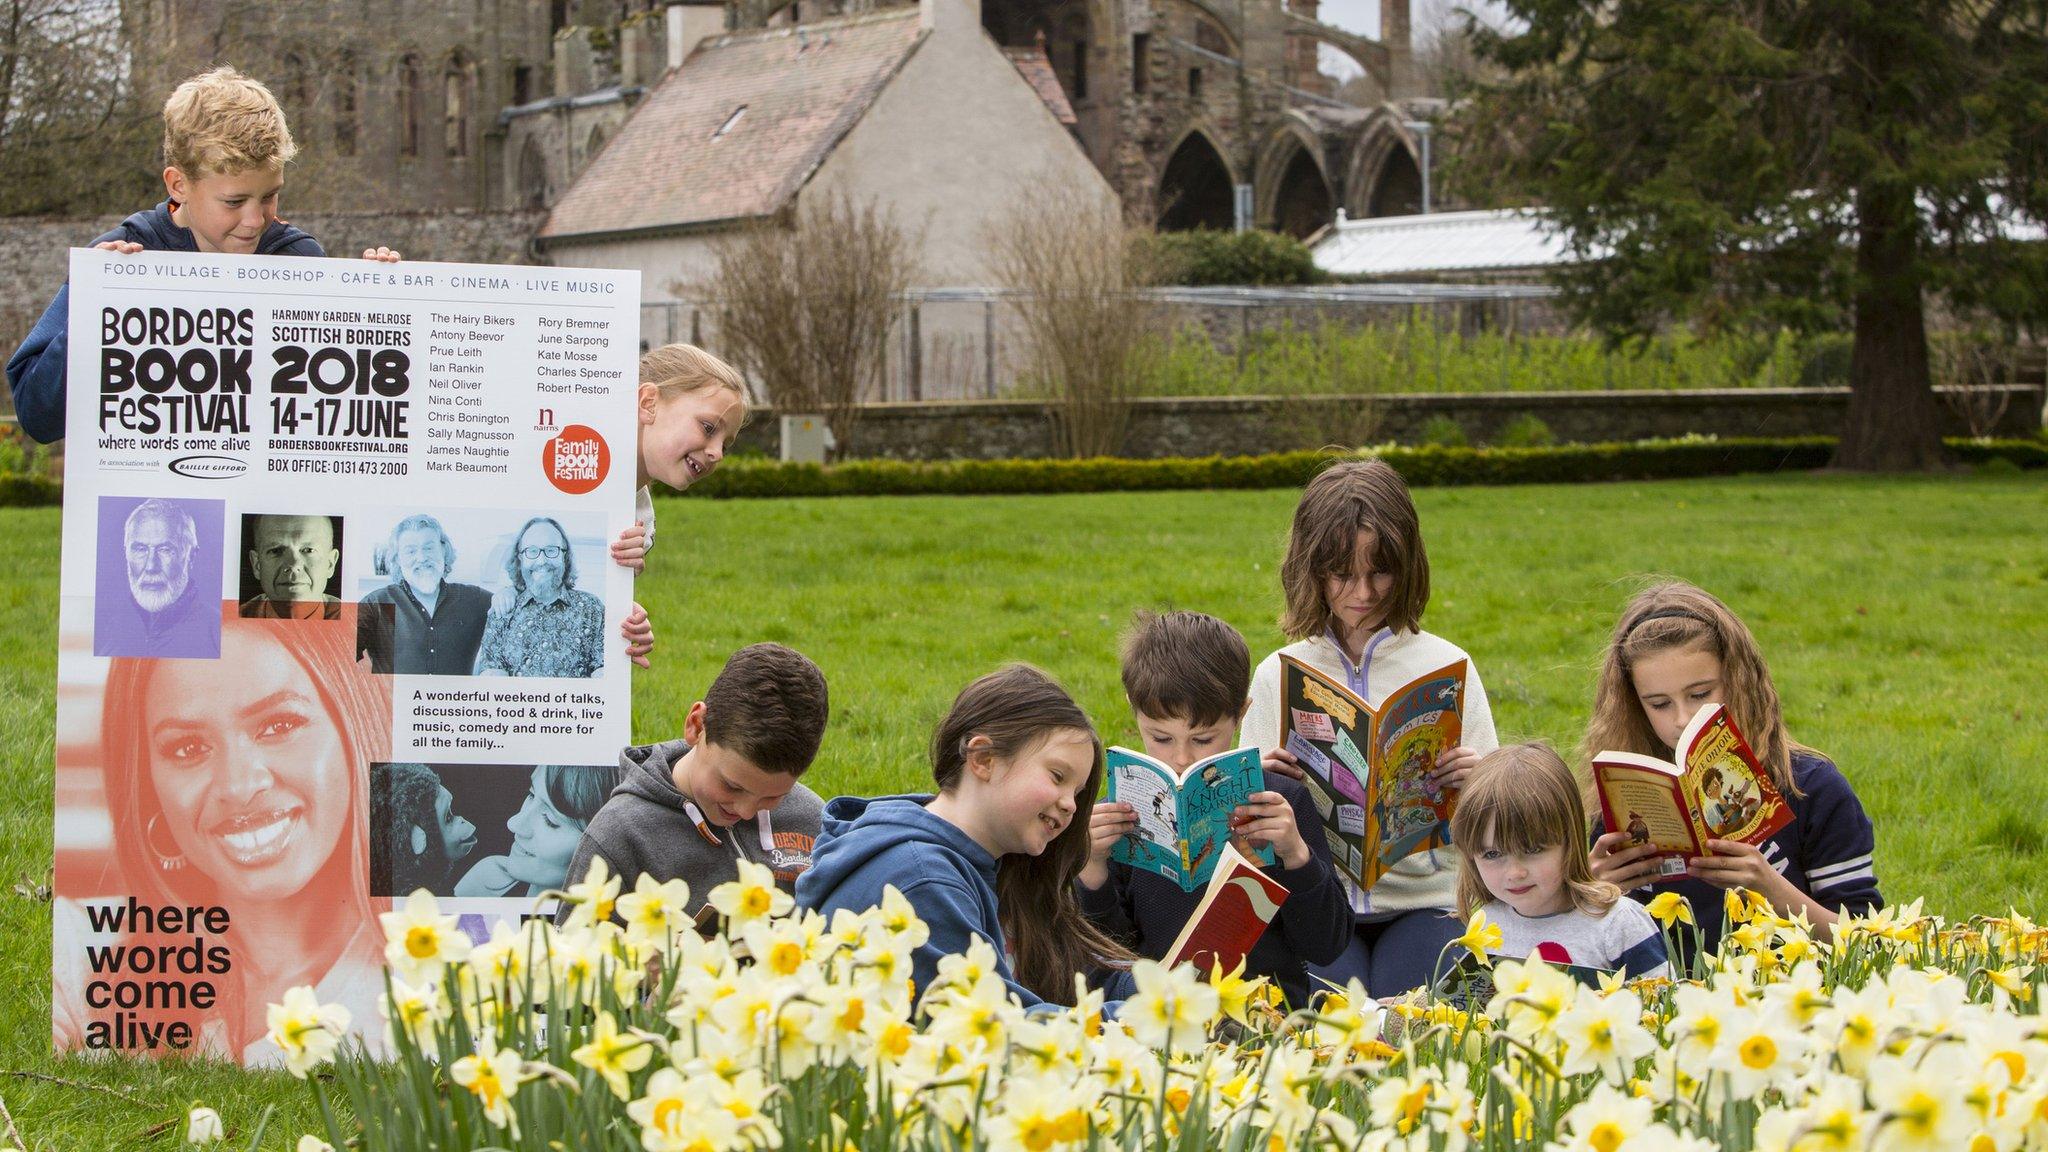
<box><xmin>920</xmin><ymin>0</ymin><xmax>982</xmax><ymax>37</ymax></box>
<box><xmin>666</xmin><ymin>1</ymin><xmax>727</xmax><ymax>72</ymax></box>
<box><xmin>554</xmin><ymin>26</ymin><xmax>594</xmax><ymax>98</ymax></box>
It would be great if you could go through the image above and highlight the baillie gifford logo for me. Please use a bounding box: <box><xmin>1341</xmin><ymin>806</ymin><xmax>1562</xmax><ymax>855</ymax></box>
<box><xmin>543</xmin><ymin>424</ymin><xmax>609</xmax><ymax>494</ymax></box>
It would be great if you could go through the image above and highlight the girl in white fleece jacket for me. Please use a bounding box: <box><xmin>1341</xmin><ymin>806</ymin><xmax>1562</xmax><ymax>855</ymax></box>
<box><xmin>1241</xmin><ymin>460</ymin><xmax>1498</xmax><ymax>998</ymax></box>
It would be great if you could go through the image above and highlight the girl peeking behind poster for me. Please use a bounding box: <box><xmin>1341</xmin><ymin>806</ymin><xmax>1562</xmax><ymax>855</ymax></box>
<box><xmin>52</xmin><ymin>605</ymin><xmax>388</xmax><ymax>1066</ymax></box>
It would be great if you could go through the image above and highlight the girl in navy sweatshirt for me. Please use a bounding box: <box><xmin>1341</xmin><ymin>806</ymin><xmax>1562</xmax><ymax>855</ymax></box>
<box><xmin>1584</xmin><ymin>581</ymin><xmax>1882</xmax><ymax>959</ymax></box>
<box><xmin>798</xmin><ymin>665</ymin><xmax>1137</xmax><ymax>1010</ymax></box>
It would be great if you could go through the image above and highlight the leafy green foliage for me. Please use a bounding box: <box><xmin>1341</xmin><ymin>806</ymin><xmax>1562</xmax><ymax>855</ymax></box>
<box><xmin>1139</xmin><ymin>229</ymin><xmax>1327</xmax><ymax>287</ymax></box>
<box><xmin>1418</xmin><ymin>415</ymin><xmax>1470</xmax><ymax>447</ymax></box>
<box><xmin>1458</xmin><ymin>0</ymin><xmax>2048</xmax><ymax>469</ymax></box>
<box><xmin>1145</xmin><ymin>319</ymin><xmax>1864</xmax><ymax>397</ymax></box>
<box><xmin>1493</xmin><ymin>413</ymin><xmax>1556</xmax><ymax>448</ymax></box>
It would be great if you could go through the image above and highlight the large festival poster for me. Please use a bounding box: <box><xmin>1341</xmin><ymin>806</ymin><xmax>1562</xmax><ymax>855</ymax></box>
<box><xmin>51</xmin><ymin>250</ymin><xmax>639</xmax><ymax>1065</ymax></box>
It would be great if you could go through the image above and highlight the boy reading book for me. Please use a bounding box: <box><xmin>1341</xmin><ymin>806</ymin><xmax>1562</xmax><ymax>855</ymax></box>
<box><xmin>558</xmin><ymin>644</ymin><xmax>828</xmax><ymax>925</ymax></box>
<box><xmin>1078</xmin><ymin>612</ymin><xmax>1349</xmax><ymax>1007</ymax></box>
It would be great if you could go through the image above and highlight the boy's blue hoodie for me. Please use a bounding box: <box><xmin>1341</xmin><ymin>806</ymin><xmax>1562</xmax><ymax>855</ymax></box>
<box><xmin>798</xmin><ymin>794</ymin><xmax>1134</xmax><ymax>1012</ymax></box>
<box><xmin>7</xmin><ymin>202</ymin><xmax>324</xmax><ymax>443</ymax></box>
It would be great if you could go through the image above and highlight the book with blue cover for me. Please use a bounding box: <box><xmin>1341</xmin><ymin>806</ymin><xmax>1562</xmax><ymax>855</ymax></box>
<box><xmin>1107</xmin><ymin>745</ymin><xmax>1272</xmax><ymax>892</ymax></box>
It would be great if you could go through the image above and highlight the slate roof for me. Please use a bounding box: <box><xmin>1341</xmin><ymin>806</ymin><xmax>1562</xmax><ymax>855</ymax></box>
<box><xmin>539</xmin><ymin>9</ymin><xmax>926</xmax><ymax>241</ymax></box>
<box><xmin>1002</xmin><ymin>45</ymin><xmax>1076</xmax><ymax>125</ymax></box>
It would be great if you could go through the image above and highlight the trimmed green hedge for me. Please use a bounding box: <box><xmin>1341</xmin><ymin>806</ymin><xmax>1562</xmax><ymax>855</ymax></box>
<box><xmin>2</xmin><ymin>439</ymin><xmax>2035</xmax><ymax>508</ymax></box>
<box><xmin>0</xmin><ymin>474</ymin><xmax>61</xmax><ymax>507</ymax></box>
<box><xmin>685</xmin><ymin>437</ymin><xmax>2047</xmax><ymax>499</ymax></box>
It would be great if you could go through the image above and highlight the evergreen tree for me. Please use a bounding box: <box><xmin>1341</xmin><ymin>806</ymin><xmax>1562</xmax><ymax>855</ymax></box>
<box><xmin>1461</xmin><ymin>1</ymin><xmax>2047</xmax><ymax>469</ymax></box>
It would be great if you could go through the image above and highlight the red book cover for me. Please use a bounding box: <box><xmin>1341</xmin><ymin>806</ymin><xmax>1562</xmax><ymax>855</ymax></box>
<box><xmin>1164</xmin><ymin>841</ymin><xmax>1290</xmax><ymax>975</ymax></box>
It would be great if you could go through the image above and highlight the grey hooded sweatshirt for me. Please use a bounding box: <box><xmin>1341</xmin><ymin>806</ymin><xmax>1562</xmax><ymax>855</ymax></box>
<box><xmin>559</xmin><ymin>738</ymin><xmax>822</xmax><ymax>918</ymax></box>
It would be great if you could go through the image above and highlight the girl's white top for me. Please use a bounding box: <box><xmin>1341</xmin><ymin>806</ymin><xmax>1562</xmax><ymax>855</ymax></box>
<box><xmin>1242</xmin><ymin>629</ymin><xmax>1499</xmax><ymax>917</ymax></box>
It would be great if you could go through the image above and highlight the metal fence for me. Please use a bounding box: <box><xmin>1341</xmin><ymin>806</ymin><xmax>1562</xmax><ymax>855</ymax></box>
<box><xmin>640</xmin><ymin>282</ymin><xmax>1565</xmax><ymax>403</ymax></box>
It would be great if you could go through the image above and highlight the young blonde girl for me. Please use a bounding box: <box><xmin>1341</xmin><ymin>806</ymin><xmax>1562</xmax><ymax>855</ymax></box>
<box><xmin>609</xmin><ymin>344</ymin><xmax>749</xmax><ymax>666</ymax></box>
<box><xmin>1241</xmin><ymin>459</ymin><xmax>1499</xmax><ymax>997</ymax></box>
<box><xmin>1451</xmin><ymin>744</ymin><xmax>1668</xmax><ymax>978</ymax></box>
<box><xmin>798</xmin><ymin>664</ymin><xmax>1138</xmax><ymax>1009</ymax></box>
<box><xmin>1584</xmin><ymin>581</ymin><xmax>1880</xmax><ymax>955</ymax></box>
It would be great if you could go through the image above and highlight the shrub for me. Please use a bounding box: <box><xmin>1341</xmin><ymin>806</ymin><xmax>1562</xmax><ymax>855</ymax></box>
<box><xmin>1417</xmin><ymin>415</ymin><xmax>1469</xmax><ymax>447</ymax></box>
<box><xmin>1142</xmin><ymin>228</ymin><xmax>1327</xmax><ymax>287</ymax></box>
<box><xmin>679</xmin><ymin>437</ymin><xmax>2047</xmax><ymax>500</ymax></box>
<box><xmin>1493</xmin><ymin>413</ymin><xmax>1556</xmax><ymax>448</ymax></box>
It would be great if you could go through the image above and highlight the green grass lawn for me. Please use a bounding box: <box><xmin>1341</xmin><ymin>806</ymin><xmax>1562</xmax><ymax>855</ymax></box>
<box><xmin>2</xmin><ymin>471</ymin><xmax>2044</xmax><ymax>1148</ymax></box>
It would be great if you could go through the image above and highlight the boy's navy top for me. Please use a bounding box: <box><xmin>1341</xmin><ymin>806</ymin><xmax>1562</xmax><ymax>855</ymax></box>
<box><xmin>6</xmin><ymin>201</ymin><xmax>324</xmax><ymax>443</ymax></box>
<box><xmin>1075</xmin><ymin>772</ymin><xmax>1350</xmax><ymax>1008</ymax></box>
<box><xmin>798</xmin><ymin>794</ymin><xmax>1136</xmax><ymax>1012</ymax></box>
<box><xmin>1596</xmin><ymin>750</ymin><xmax>1880</xmax><ymax>960</ymax></box>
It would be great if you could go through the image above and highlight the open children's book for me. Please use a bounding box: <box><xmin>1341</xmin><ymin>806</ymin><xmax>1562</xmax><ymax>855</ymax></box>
<box><xmin>1162</xmin><ymin>840</ymin><xmax>1290</xmax><ymax>978</ymax></box>
<box><xmin>1107</xmin><ymin>746</ymin><xmax>1271</xmax><ymax>892</ymax></box>
<box><xmin>1278</xmin><ymin>656</ymin><xmax>1467</xmax><ymax>891</ymax></box>
<box><xmin>1591</xmin><ymin>702</ymin><xmax>1790</xmax><ymax>878</ymax></box>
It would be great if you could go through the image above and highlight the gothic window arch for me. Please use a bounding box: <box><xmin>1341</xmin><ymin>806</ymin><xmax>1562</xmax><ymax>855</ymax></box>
<box><xmin>444</xmin><ymin>51</ymin><xmax>475</xmax><ymax>160</ymax></box>
<box><xmin>334</xmin><ymin>51</ymin><xmax>359</xmax><ymax>156</ymax></box>
<box><xmin>397</xmin><ymin>55</ymin><xmax>422</xmax><ymax>157</ymax></box>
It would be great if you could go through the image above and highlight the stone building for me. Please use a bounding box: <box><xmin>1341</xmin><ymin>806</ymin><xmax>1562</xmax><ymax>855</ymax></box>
<box><xmin>537</xmin><ymin>0</ymin><xmax>1116</xmax><ymax>288</ymax></box>
<box><xmin>128</xmin><ymin>1</ymin><xmax>1433</xmax><ymax>238</ymax></box>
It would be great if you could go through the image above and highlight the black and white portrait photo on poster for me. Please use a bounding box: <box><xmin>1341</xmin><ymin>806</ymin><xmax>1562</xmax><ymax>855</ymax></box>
<box><xmin>238</xmin><ymin>513</ymin><xmax>343</xmax><ymax>620</ymax></box>
<box><xmin>370</xmin><ymin>762</ymin><xmax>622</xmax><ymax>898</ymax></box>
<box><xmin>351</xmin><ymin>507</ymin><xmax>608</xmax><ymax>679</ymax></box>
<box><xmin>354</xmin><ymin>514</ymin><xmax>495</xmax><ymax>675</ymax></box>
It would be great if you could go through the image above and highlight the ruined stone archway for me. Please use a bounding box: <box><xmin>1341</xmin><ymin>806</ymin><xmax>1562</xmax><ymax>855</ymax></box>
<box><xmin>1273</xmin><ymin>148</ymin><xmax>1333</xmax><ymax>238</ymax></box>
<box><xmin>1366</xmin><ymin>146</ymin><xmax>1421</xmax><ymax>217</ymax></box>
<box><xmin>1157</xmin><ymin>129</ymin><xmax>1237</xmax><ymax>231</ymax></box>
<box><xmin>1253</xmin><ymin>117</ymin><xmax>1334</xmax><ymax>238</ymax></box>
<box><xmin>1342</xmin><ymin>114</ymin><xmax>1425</xmax><ymax>219</ymax></box>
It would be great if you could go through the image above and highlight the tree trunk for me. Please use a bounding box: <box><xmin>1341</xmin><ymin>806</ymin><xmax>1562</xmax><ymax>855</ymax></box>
<box><xmin>1834</xmin><ymin>181</ymin><xmax>1947</xmax><ymax>471</ymax></box>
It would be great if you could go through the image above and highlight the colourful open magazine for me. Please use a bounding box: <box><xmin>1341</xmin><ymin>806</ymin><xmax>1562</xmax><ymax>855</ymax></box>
<box><xmin>1278</xmin><ymin>656</ymin><xmax>1467</xmax><ymax>891</ymax></box>
<box><xmin>1591</xmin><ymin>702</ymin><xmax>1791</xmax><ymax>878</ymax></box>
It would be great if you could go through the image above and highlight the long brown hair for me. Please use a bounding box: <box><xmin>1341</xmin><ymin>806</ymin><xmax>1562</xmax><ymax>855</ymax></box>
<box><xmin>1451</xmin><ymin>743</ymin><xmax>1618</xmax><ymax>917</ymax></box>
<box><xmin>931</xmin><ymin>664</ymin><xmax>1136</xmax><ymax>1004</ymax></box>
<box><xmin>102</xmin><ymin>607</ymin><xmax>389</xmax><ymax>1051</ymax></box>
<box><xmin>1279</xmin><ymin>460</ymin><xmax>1431</xmax><ymax>640</ymax></box>
<box><xmin>1581</xmin><ymin>581</ymin><xmax>1809</xmax><ymax>797</ymax></box>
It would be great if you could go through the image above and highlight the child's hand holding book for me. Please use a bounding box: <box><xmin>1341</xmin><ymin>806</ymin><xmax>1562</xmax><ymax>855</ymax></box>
<box><xmin>1228</xmin><ymin>792</ymin><xmax>1310</xmax><ymax>870</ymax></box>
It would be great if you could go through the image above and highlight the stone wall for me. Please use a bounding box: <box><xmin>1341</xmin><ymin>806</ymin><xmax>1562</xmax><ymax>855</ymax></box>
<box><xmin>735</xmin><ymin>385</ymin><xmax>2047</xmax><ymax>461</ymax></box>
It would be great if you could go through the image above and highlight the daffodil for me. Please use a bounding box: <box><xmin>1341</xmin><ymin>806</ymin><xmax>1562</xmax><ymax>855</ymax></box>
<box><xmin>1712</xmin><ymin>1011</ymin><xmax>1809</xmax><ymax>1099</ymax></box>
<box><xmin>1558</xmin><ymin>1081</ymin><xmax>1659</xmax><ymax>1152</ymax></box>
<box><xmin>617</xmin><ymin>873</ymin><xmax>694</xmax><ymax>950</ymax></box>
<box><xmin>185</xmin><ymin>1105</ymin><xmax>223</xmax><ymax>1146</ymax></box>
<box><xmin>1645</xmin><ymin>890</ymin><xmax>1694</xmax><ymax>928</ymax></box>
<box><xmin>1868</xmin><ymin>1051</ymin><xmax>1973</xmax><ymax>1152</ymax></box>
<box><xmin>1555</xmin><ymin>986</ymin><xmax>1655</xmax><ymax>1086</ymax></box>
<box><xmin>295</xmin><ymin>1137</ymin><xmax>335</xmax><ymax>1152</ymax></box>
<box><xmin>1206</xmin><ymin>955</ymin><xmax>1272</xmax><ymax>1026</ymax></box>
<box><xmin>707</xmin><ymin>859</ymin><xmax>791</xmax><ymax>927</ymax></box>
<box><xmin>560</xmin><ymin>854</ymin><xmax>622</xmax><ymax>929</ymax></box>
<box><xmin>571</xmin><ymin>1010</ymin><xmax>654</xmax><ymax>1100</ymax></box>
<box><xmin>1121</xmin><ymin>960</ymin><xmax>1219</xmax><ymax>1052</ymax></box>
<box><xmin>630</xmin><ymin>1067</ymin><xmax>747</xmax><ymax>1152</ymax></box>
<box><xmin>1452</xmin><ymin>907</ymin><xmax>1503</xmax><ymax>966</ymax></box>
<box><xmin>378</xmin><ymin>889</ymin><xmax>472</xmax><ymax>977</ymax></box>
<box><xmin>264</xmin><ymin>985</ymin><xmax>351</xmax><ymax>1078</ymax></box>
<box><xmin>450</xmin><ymin>1039</ymin><xmax>526</xmax><ymax>1135</ymax></box>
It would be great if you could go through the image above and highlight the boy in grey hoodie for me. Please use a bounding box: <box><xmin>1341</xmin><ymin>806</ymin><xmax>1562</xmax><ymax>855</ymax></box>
<box><xmin>561</xmin><ymin>644</ymin><xmax>829</xmax><ymax>917</ymax></box>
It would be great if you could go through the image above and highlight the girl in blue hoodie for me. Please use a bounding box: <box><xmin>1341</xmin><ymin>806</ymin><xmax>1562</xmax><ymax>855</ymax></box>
<box><xmin>798</xmin><ymin>664</ymin><xmax>1137</xmax><ymax>1010</ymax></box>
